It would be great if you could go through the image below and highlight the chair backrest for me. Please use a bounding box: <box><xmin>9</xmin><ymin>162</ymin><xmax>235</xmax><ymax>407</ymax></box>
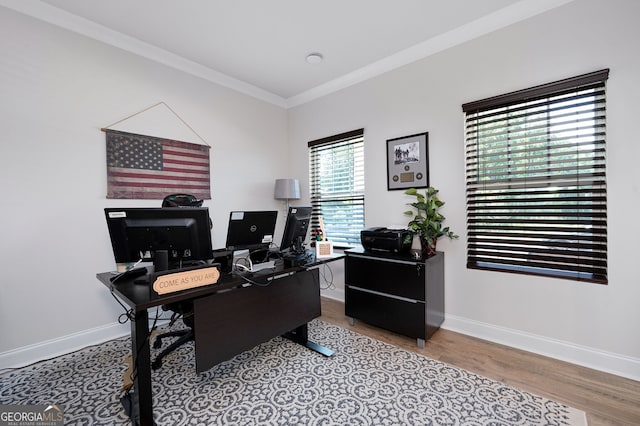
<box><xmin>162</xmin><ymin>194</ymin><xmax>212</xmax><ymax>229</ymax></box>
<box><xmin>162</xmin><ymin>194</ymin><xmax>203</xmax><ymax>208</ymax></box>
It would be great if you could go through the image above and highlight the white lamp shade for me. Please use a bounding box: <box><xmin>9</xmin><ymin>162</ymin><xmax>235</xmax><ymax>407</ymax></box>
<box><xmin>274</xmin><ymin>178</ymin><xmax>301</xmax><ymax>200</ymax></box>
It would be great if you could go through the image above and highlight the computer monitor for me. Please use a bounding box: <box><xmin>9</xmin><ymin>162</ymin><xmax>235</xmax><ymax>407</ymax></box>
<box><xmin>104</xmin><ymin>207</ymin><xmax>213</xmax><ymax>272</ymax></box>
<box><xmin>280</xmin><ymin>206</ymin><xmax>312</xmax><ymax>254</ymax></box>
<box><xmin>225</xmin><ymin>210</ymin><xmax>278</xmax><ymax>252</ymax></box>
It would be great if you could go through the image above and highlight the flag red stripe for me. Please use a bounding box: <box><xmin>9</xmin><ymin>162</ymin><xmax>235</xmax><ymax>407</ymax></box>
<box><xmin>163</xmin><ymin>153</ymin><xmax>209</xmax><ymax>163</ymax></box>
<box><xmin>161</xmin><ymin>166</ymin><xmax>208</xmax><ymax>174</ymax></box>
<box><xmin>109</xmin><ymin>171</ymin><xmax>209</xmax><ymax>181</ymax></box>
<box><xmin>163</xmin><ymin>148</ymin><xmax>209</xmax><ymax>160</ymax></box>
<box><xmin>108</xmin><ymin>180</ymin><xmax>210</xmax><ymax>189</ymax></box>
<box><xmin>162</xmin><ymin>139</ymin><xmax>209</xmax><ymax>151</ymax></box>
<box><xmin>108</xmin><ymin>190</ymin><xmax>211</xmax><ymax>199</ymax></box>
<box><xmin>108</xmin><ymin>175</ymin><xmax>208</xmax><ymax>186</ymax></box>
<box><xmin>163</xmin><ymin>158</ymin><xmax>210</xmax><ymax>167</ymax></box>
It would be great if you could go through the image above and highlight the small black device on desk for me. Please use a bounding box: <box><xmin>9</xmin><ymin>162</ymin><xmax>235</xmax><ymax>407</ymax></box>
<box><xmin>211</xmin><ymin>248</ymin><xmax>234</xmax><ymax>273</ymax></box>
<box><xmin>360</xmin><ymin>227</ymin><xmax>412</xmax><ymax>253</ymax></box>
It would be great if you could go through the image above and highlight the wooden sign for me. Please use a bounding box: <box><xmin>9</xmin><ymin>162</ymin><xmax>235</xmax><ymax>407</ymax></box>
<box><xmin>152</xmin><ymin>267</ymin><xmax>220</xmax><ymax>295</ymax></box>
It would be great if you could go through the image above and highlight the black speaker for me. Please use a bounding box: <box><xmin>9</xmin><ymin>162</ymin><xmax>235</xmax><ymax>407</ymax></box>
<box><xmin>211</xmin><ymin>249</ymin><xmax>233</xmax><ymax>273</ymax></box>
<box><xmin>154</xmin><ymin>250</ymin><xmax>169</xmax><ymax>272</ymax></box>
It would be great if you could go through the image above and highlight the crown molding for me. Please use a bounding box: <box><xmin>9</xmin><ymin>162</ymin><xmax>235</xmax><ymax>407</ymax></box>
<box><xmin>0</xmin><ymin>0</ymin><xmax>288</xmax><ymax>108</ymax></box>
<box><xmin>1</xmin><ymin>0</ymin><xmax>574</xmax><ymax>109</ymax></box>
<box><xmin>286</xmin><ymin>0</ymin><xmax>576</xmax><ymax>108</ymax></box>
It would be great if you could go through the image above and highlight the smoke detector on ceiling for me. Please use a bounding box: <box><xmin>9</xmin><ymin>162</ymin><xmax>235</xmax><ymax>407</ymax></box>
<box><xmin>306</xmin><ymin>53</ymin><xmax>323</xmax><ymax>64</ymax></box>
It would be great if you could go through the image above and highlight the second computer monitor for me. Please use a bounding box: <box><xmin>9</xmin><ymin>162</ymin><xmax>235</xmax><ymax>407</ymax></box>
<box><xmin>280</xmin><ymin>207</ymin><xmax>312</xmax><ymax>254</ymax></box>
<box><xmin>225</xmin><ymin>210</ymin><xmax>278</xmax><ymax>251</ymax></box>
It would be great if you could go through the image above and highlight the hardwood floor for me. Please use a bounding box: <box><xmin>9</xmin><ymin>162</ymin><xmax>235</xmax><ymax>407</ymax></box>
<box><xmin>319</xmin><ymin>297</ymin><xmax>640</xmax><ymax>426</ymax></box>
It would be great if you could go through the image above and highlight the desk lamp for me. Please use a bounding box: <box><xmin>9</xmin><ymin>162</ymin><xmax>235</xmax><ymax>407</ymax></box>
<box><xmin>274</xmin><ymin>178</ymin><xmax>301</xmax><ymax>211</ymax></box>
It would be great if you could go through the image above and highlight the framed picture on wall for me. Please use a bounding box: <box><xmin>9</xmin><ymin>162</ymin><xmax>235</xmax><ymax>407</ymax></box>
<box><xmin>386</xmin><ymin>132</ymin><xmax>429</xmax><ymax>190</ymax></box>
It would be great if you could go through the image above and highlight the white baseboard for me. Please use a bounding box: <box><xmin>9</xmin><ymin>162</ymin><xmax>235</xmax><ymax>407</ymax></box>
<box><xmin>320</xmin><ymin>288</ymin><xmax>345</xmax><ymax>302</ymax></box>
<box><xmin>319</xmin><ymin>293</ymin><xmax>639</xmax><ymax>381</ymax></box>
<box><xmin>0</xmin><ymin>322</ymin><xmax>129</xmax><ymax>370</ymax></box>
<box><xmin>443</xmin><ymin>314</ymin><xmax>640</xmax><ymax>382</ymax></box>
<box><xmin>4</xmin><ymin>308</ymin><xmax>638</xmax><ymax>383</ymax></box>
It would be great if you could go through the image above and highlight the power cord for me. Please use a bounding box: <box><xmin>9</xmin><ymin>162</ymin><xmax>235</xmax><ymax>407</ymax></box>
<box><xmin>109</xmin><ymin>259</ymin><xmax>144</xmax><ymax>284</ymax></box>
<box><xmin>120</xmin><ymin>306</ymin><xmax>162</xmax><ymax>414</ymax></box>
<box><xmin>317</xmin><ymin>262</ymin><xmax>335</xmax><ymax>291</ymax></box>
<box><xmin>231</xmin><ymin>267</ymin><xmax>277</xmax><ymax>287</ymax></box>
<box><xmin>233</xmin><ymin>256</ymin><xmax>253</xmax><ymax>272</ymax></box>
<box><xmin>110</xmin><ymin>290</ymin><xmax>135</xmax><ymax>324</ymax></box>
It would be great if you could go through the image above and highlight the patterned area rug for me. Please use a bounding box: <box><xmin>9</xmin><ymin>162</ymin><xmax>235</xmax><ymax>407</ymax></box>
<box><xmin>1</xmin><ymin>320</ymin><xmax>587</xmax><ymax>425</ymax></box>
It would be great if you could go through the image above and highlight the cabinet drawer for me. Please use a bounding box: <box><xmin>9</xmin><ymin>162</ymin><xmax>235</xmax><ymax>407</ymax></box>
<box><xmin>345</xmin><ymin>286</ymin><xmax>425</xmax><ymax>339</ymax></box>
<box><xmin>345</xmin><ymin>254</ymin><xmax>425</xmax><ymax>300</ymax></box>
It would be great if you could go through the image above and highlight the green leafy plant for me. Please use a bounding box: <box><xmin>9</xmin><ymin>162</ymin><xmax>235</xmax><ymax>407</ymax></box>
<box><xmin>404</xmin><ymin>187</ymin><xmax>458</xmax><ymax>256</ymax></box>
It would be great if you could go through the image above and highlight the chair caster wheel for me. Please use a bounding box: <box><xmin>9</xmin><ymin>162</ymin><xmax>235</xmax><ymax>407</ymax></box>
<box><xmin>151</xmin><ymin>359</ymin><xmax>162</xmax><ymax>370</ymax></box>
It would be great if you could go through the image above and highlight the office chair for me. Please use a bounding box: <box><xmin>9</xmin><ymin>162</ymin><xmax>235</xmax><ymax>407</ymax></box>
<box><xmin>151</xmin><ymin>194</ymin><xmax>208</xmax><ymax>370</ymax></box>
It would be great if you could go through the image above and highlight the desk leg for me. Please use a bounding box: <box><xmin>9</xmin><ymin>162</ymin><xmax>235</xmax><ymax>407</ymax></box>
<box><xmin>130</xmin><ymin>309</ymin><xmax>154</xmax><ymax>426</ymax></box>
<box><xmin>283</xmin><ymin>324</ymin><xmax>334</xmax><ymax>357</ymax></box>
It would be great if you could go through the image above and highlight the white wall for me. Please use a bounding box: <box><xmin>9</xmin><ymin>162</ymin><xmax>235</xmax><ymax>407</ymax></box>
<box><xmin>2</xmin><ymin>0</ymin><xmax>639</xmax><ymax>381</ymax></box>
<box><xmin>0</xmin><ymin>7</ymin><xmax>288</xmax><ymax>364</ymax></box>
<box><xmin>292</xmin><ymin>0</ymin><xmax>640</xmax><ymax>380</ymax></box>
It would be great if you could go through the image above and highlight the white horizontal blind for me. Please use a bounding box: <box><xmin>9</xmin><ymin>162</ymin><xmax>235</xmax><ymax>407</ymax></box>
<box><xmin>308</xmin><ymin>129</ymin><xmax>365</xmax><ymax>247</ymax></box>
<box><xmin>462</xmin><ymin>70</ymin><xmax>608</xmax><ymax>283</ymax></box>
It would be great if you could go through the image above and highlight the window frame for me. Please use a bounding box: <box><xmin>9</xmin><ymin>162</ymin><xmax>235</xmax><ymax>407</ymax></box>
<box><xmin>462</xmin><ymin>69</ymin><xmax>609</xmax><ymax>284</ymax></box>
<box><xmin>308</xmin><ymin>129</ymin><xmax>365</xmax><ymax>249</ymax></box>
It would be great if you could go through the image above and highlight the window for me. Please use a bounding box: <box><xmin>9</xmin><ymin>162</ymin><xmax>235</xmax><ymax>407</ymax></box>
<box><xmin>462</xmin><ymin>70</ymin><xmax>609</xmax><ymax>284</ymax></box>
<box><xmin>308</xmin><ymin>129</ymin><xmax>365</xmax><ymax>248</ymax></box>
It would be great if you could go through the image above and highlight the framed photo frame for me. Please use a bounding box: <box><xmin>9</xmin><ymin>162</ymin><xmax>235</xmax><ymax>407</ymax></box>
<box><xmin>386</xmin><ymin>132</ymin><xmax>429</xmax><ymax>190</ymax></box>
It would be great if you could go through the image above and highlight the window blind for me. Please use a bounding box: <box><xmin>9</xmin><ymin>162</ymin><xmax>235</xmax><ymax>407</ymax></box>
<box><xmin>308</xmin><ymin>129</ymin><xmax>365</xmax><ymax>247</ymax></box>
<box><xmin>462</xmin><ymin>70</ymin><xmax>609</xmax><ymax>283</ymax></box>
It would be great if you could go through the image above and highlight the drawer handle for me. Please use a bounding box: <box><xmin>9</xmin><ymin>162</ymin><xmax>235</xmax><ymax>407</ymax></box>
<box><xmin>348</xmin><ymin>286</ymin><xmax>422</xmax><ymax>304</ymax></box>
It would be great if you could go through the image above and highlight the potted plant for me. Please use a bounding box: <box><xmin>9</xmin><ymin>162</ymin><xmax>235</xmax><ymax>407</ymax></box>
<box><xmin>404</xmin><ymin>187</ymin><xmax>458</xmax><ymax>257</ymax></box>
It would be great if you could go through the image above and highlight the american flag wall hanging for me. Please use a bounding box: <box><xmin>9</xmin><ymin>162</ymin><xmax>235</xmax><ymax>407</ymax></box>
<box><xmin>105</xmin><ymin>129</ymin><xmax>211</xmax><ymax>200</ymax></box>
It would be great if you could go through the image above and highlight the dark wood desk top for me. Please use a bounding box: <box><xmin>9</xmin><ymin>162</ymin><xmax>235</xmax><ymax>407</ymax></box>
<box><xmin>97</xmin><ymin>269</ymin><xmax>235</xmax><ymax>311</ymax></box>
<box><xmin>300</xmin><ymin>251</ymin><xmax>345</xmax><ymax>267</ymax></box>
<box><xmin>97</xmin><ymin>252</ymin><xmax>344</xmax><ymax>311</ymax></box>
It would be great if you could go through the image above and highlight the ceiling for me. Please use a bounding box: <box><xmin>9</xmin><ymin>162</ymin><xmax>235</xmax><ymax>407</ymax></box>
<box><xmin>2</xmin><ymin>0</ymin><xmax>572</xmax><ymax>107</ymax></box>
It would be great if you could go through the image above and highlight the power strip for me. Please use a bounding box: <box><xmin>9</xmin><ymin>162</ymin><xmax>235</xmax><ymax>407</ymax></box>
<box><xmin>250</xmin><ymin>260</ymin><xmax>276</xmax><ymax>272</ymax></box>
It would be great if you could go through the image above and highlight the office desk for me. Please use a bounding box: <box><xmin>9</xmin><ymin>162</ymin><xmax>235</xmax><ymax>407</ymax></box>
<box><xmin>97</xmin><ymin>254</ymin><xmax>342</xmax><ymax>426</ymax></box>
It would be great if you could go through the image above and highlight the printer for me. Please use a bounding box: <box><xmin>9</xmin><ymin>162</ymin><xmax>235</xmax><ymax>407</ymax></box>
<box><xmin>360</xmin><ymin>227</ymin><xmax>412</xmax><ymax>253</ymax></box>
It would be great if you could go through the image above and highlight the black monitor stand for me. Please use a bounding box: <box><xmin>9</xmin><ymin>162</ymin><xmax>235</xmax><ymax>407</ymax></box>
<box><xmin>282</xmin><ymin>239</ymin><xmax>313</xmax><ymax>268</ymax></box>
<box><xmin>133</xmin><ymin>250</ymin><xmax>169</xmax><ymax>285</ymax></box>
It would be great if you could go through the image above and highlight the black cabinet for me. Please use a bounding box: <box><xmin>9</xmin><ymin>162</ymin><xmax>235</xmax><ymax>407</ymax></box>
<box><xmin>344</xmin><ymin>248</ymin><xmax>444</xmax><ymax>347</ymax></box>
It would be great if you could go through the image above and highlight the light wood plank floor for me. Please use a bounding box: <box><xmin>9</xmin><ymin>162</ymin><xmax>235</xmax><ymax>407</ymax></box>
<box><xmin>319</xmin><ymin>297</ymin><xmax>640</xmax><ymax>426</ymax></box>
